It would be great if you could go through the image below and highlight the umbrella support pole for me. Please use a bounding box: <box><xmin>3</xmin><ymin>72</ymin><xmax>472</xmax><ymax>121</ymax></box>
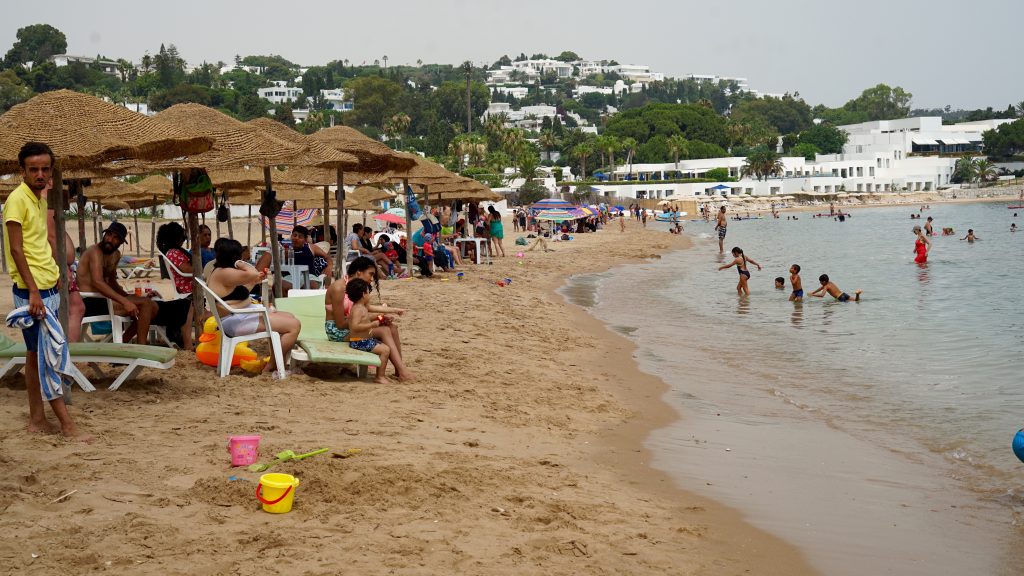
<box><xmin>215</xmin><ymin>212</ymin><xmax>221</xmax><ymax>242</ymax></box>
<box><xmin>226</xmin><ymin>203</ymin><xmax>234</xmax><ymax>240</ymax></box>
<box><xmin>247</xmin><ymin>204</ymin><xmax>253</xmax><ymax>248</ymax></box>
<box><xmin>52</xmin><ymin>173</ymin><xmax>70</xmax><ymax>332</ymax></box>
<box><xmin>322</xmin><ymin>186</ymin><xmax>330</xmax><ymax>254</ymax></box>
<box><xmin>403</xmin><ymin>178</ymin><xmax>412</xmax><ymax>259</ymax></box>
<box><xmin>76</xmin><ymin>194</ymin><xmax>87</xmax><ymax>258</ymax></box>
<box><xmin>333</xmin><ymin>168</ymin><xmax>346</xmax><ymax>280</ymax></box>
<box><xmin>264</xmin><ymin>167</ymin><xmax>283</xmax><ymax>299</ymax></box>
<box><xmin>133</xmin><ymin>209</ymin><xmax>141</xmax><ymax>256</ymax></box>
<box><xmin>149</xmin><ymin>195</ymin><xmax>157</xmax><ymax>258</ymax></box>
<box><xmin>92</xmin><ymin>201</ymin><xmax>100</xmax><ymax>245</ymax></box>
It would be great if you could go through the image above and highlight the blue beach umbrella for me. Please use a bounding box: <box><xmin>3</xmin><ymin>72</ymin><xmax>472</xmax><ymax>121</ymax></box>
<box><xmin>534</xmin><ymin>209</ymin><xmax>578</xmax><ymax>222</ymax></box>
<box><xmin>530</xmin><ymin>198</ymin><xmax>575</xmax><ymax>212</ymax></box>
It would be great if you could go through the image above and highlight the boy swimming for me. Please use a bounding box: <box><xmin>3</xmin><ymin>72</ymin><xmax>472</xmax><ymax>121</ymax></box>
<box><xmin>809</xmin><ymin>274</ymin><xmax>861</xmax><ymax>302</ymax></box>
<box><xmin>961</xmin><ymin>229</ymin><xmax>979</xmax><ymax>243</ymax></box>
<box><xmin>789</xmin><ymin>264</ymin><xmax>804</xmax><ymax>302</ymax></box>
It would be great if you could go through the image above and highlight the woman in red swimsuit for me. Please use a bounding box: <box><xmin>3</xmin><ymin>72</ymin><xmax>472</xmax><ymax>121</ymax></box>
<box><xmin>913</xmin><ymin>225</ymin><xmax>931</xmax><ymax>264</ymax></box>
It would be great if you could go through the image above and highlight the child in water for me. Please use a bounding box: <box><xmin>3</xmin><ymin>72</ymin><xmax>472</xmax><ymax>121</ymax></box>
<box><xmin>789</xmin><ymin>264</ymin><xmax>804</xmax><ymax>302</ymax></box>
<box><xmin>961</xmin><ymin>229</ymin><xmax>979</xmax><ymax>243</ymax></box>
<box><xmin>810</xmin><ymin>274</ymin><xmax>861</xmax><ymax>302</ymax></box>
<box><xmin>717</xmin><ymin>246</ymin><xmax>761</xmax><ymax>296</ymax></box>
<box><xmin>775</xmin><ymin>277</ymin><xmax>785</xmax><ymax>290</ymax></box>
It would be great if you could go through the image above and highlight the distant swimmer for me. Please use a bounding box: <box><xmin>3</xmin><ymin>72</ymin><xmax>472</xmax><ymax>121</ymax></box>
<box><xmin>775</xmin><ymin>276</ymin><xmax>785</xmax><ymax>290</ymax></box>
<box><xmin>715</xmin><ymin>206</ymin><xmax>728</xmax><ymax>253</ymax></box>
<box><xmin>1012</xmin><ymin>223</ymin><xmax>1018</xmax><ymax>233</ymax></box>
<box><xmin>913</xmin><ymin>225</ymin><xmax>931</xmax><ymax>264</ymax></box>
<box><xmin>718</xmin><ymin>246</ymin><xmax>761</xmax><ymax>296</ymax></box>
<box><xmin>810</xmin><ymin>274</ymin><xmax>861</xmax><ymax>302</ymax></box>
<box><xmin>924</xmin><ymin>216</ymin><xmax>935</xmax><ymax>236</ymax></box>
<box><xmin>789</xmin><ymin>264</ymin><xmax>804</xmax><ymax>302</ymax></box>
<box><xmin>961</xmin><ymin>229</ymin><xmax>979</xmax><ymax>243</ymax></box>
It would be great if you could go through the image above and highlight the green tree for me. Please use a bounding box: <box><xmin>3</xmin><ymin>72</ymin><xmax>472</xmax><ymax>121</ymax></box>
<box><xmin>274</xmin><ymin>102</ymin><xmax>296</xmax><ymax>127</ymax></box>
<box><xmin>704</xmin><ymin>167</ymin><xmax>730</xmax><ymax>181</ymax></box>
<box><xmin>974</xmin><ymin>158</ymin><xmax>996</xmax><ymax>183</ymax></box>
<box><xmin>0</xmin><ymin>69</ymin><xmax>33</xmax><ymax>113</ymax></box>
<box><xmin>433</xmin><ymin>80</ymin><xmax>490</xmax><ymax>128</ymax></box>
<box><xmin>790</xmin><ymin>142</ymin><xmax>821</xmax><ymax>160</ymax></box>
<box><xmin>346</xmin><ymin>75</ymin><xmax>403</xmax><ymax>128</ymax></box>
<box><xmin>238</xmin><ymin>93</ymin><xmax>269</xmax><ymax>120</ymax></box>
<box><xmin>3</xmin><ymin>24</ymin><xmax>67</xmax><ymax>68</ymax></box>
<box><xmin>538</xmin><ymin>130</ymin><xmax>559</xmax><ymax>160</ymax></box>
<box><xmin>153</xmin><ymin>43</ymin><xmax>186</xmax><ymax>89</ymax></box>
<box><xmin>383</xmin><ymin>112</ymin><xmax>411</xmax><ymax>148</ymax></box>
<box><xmin>730</xmin><ymin>94</ymin><xmax>813</xmax><ymax>135</ymax></box>
<box><xmin>572</xmin><ymin>141</ymin><xmax>595</xmax><ymax>179</ymax></box>
<box><xmin>554</xmin><ymin>51</ymin><xmax>580</xmax><ymax>62</ymax></box>
<box><xmin>741</xmin><ymin>147</ymin><xmax>785</xmax><ymax>181</ymax></box>
<box><xmin>798</xmin><ymin>124</ymin><xmax>848</xmax><ymax>154</ymax></box>
<box><xmin>982</xmin><ymin>118</ymin><xmax>1024</xmax><ymax>158</ymax></box>
<box><xmin>149</xmin><ymin>83</ymin><xmax>211</xmax><ymax>111</ymax></box>
<box><xmin>844</xmin><ymin>84</ymin><xmax>913</xmax><ymax>121</ymax></box>
<box><xmin>953</xmin><ymin>154</ymin><xmax>977</xmax><ymax>184</ymax></box>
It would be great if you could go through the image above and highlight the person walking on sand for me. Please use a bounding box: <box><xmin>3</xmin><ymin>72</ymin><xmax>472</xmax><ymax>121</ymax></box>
<box><xmin>718</xmin><ymin>246</ymin><xmax>761</xmax><ymax>296</ymax></box>
<box><xmin>3</xmin><ymin>142</ymin><xmax>92</xmax><ymax>441</ymax></box>
<box><xmin>810</xmin><ymin>274</ymin><xmax>861</xmax><ymax>302</ymax></box>
<box><xmin>913</xmin><ymin>225</ymin><xmax>931</xmax><ymax>265</ymax></box>
<box><xmin>714</xmin><ymin>206</ymin><xmax>728</xmax><ymax>253</ymax></box>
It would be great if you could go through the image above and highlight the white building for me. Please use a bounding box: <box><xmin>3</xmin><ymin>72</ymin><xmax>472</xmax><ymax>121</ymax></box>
<box><xmin>494</xmin><ymin>86</ymin><xmax>529</xmax><ymax>99</ymax></box>
<box><xmin>319</xmin><ymin>88</ymin><xmax>353</xmax><ymax>111</ymax></box>
<box><xmin>590</xmin><ymin>117</ymin><xmax>995</xmax><ymax>200</ymax></box>
<box><xmin>258</xmin><ymin>81</ymin><xmax>303</xmax><ymax>104</ymax></box>
<box><xmin>607</xmin><ymin>64</ymin><xmax>663</xmax><ymax>83</ymax></box>
<box><xmin>49</xmin><ymin>54</ymin><xmax>119</xmax><ymax>76</ymax></box>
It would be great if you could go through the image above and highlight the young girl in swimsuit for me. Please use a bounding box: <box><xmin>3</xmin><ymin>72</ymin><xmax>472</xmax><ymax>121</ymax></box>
<box><xmin>912</xmin><ymin>225</ymin><xmax>931</xmax><ymax>265</ymax></box>
<box><xmin>718</xmin><ymin>246</ymin><xmax>762</xmax><ymax>296</ymax></box>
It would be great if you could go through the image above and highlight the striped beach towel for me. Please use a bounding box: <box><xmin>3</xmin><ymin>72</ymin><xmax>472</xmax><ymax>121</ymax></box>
<box><xmin>262</xmin><ymin>201</ymin><xmax>318</xmax><ymax>237</ymax></box>
<box><xmin>5</xmin><ymin>306</ymin><xmax>72</xmax><ymax>401</ymax></box>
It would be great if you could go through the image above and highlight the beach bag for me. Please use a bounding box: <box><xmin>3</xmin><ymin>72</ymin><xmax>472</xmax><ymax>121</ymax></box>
<box><xmin>515</xmin><ymin>236</ymin><xmax>528</xmax><ymax>246</ymax></box>
<box><xmin>175</xmin><ymin>169</ymin><xmax>214</xmax><ymax>213</ymax></box>
<box><xmin>216</xmin><ymin>191</ymin><xmax>230</xmax><ymax>222</ymax></box>
<box><xmin>259</xmin><ymin>188</ymin><xmax>284</xmax><ymax>219</ymax></box>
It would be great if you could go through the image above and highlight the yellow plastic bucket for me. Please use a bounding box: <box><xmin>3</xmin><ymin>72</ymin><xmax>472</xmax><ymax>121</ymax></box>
<box><xmin>256</xmin><ymin>473</ymin><xmax>300</xmax><ymax>513</ymax></box>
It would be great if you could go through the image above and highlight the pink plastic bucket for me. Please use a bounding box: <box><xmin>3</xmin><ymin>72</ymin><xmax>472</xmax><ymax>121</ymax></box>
<box><xmin>227</xmin><ymin>435</ymin><xmax>261</xmax><ymax>466</ymax></box>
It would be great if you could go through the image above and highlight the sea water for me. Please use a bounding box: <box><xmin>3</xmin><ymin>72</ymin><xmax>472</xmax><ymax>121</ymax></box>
<box><xmin>562</xmin><ymin>203</ymin><xmax>1024</xmax><ymax>575</ymax></box>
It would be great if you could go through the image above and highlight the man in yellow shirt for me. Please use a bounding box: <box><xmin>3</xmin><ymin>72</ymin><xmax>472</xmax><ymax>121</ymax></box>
<box><xmin>3</xmin><ymin>142</ymin><xmax>90</xmax><ymax>441</ymax></box>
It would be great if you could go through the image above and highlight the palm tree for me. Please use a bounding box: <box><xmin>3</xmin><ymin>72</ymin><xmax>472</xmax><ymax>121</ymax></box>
<box><xmin>975</xmin><ymin>158</ymin><xmax>996</xmax><ymax>183</ymax></box>
<box><xmin>667</xmin><ymin>134</ymin><xmax>689</xmax><ymax>172</ymax></box>
<box><xmin>741</xmin><ymin>148</ymin><xmax>786</xmax><ymax>181</ymax></box>
<box><xmin>621</xmin><ymin>137</ymin><xmax>637</xmax><ymax>177</ymax></box>
<box><xmin>538</xmin><ymin>130</ymin><xmax>559</xmax><ymax>161</ymax></box>
<box><xmin>954</xmin><ymin>154</ymin><xmax>977</xmax><ymax>185</ymax></box>
<box><xmin>600</xmin><ymin>135</ymin><xmax>621</xmax><ymax>178</ymax></box>
<box><xmin>573</xmin><ymin>141</ymin><xmax>595</xmax><ymax>180</ymax></box>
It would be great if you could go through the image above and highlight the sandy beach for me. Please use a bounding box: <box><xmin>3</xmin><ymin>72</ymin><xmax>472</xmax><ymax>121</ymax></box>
<box><xmin>0</xmin><ymin>218</ymin><xmax>816</xmax><ymax>575</ymax></box>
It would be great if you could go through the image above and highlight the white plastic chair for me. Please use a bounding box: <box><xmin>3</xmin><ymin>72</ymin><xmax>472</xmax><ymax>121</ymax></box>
<box><xmin>79</xmin><ymin>291</ymin><xmax>173</xmax><ymax>347</ymax></box>
<box><xmin>158</xmin><ymin>249</ymin><xmax>194</xmax><ymax>299</ymax></box>
<box><xmin>194</xmin><ymin>278</ymin><xmax>286</xmax><ymax>378</ymax></box>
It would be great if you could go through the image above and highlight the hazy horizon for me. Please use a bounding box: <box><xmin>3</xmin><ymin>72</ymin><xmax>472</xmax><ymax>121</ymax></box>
<box><xmin>3</xmin><ymin>0</ymin><xmax>1020</xmax><ymax>110</ymax></box>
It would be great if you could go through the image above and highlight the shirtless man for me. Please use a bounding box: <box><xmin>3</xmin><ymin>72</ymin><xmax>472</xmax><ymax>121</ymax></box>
<box><xmin>77</xmin><ymin>222</ymin><xmax>158</xmax><ymax>344</ymax></box>
<box><xmin>714</xmin><ymin>206</ymin><xmax>728</xmax><ymax>253</ymax></box>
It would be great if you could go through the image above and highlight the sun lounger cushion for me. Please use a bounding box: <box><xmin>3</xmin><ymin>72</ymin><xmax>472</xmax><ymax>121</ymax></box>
<box><xmin>274</xmin><ymin>295</ymin><xmax>381</xmax><ymax>367</ymax></box>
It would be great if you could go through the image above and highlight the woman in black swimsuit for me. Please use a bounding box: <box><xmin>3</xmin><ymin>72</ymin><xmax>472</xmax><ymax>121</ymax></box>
<box><xmin>717</xmin><ymin>246</ymin><xmax>762</xmax><ymax>296</ymax></box>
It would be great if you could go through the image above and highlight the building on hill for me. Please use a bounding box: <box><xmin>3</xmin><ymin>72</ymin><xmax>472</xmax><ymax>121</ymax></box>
<box><xmin>494</xmin><ymin>86</ymin><xmax>530</xmax><ymax>99</ymax></box>
<box><xmin>258</xmin><ymin>81</ymin><xmax>302</xmax><ymax>104</ymax></box>
<box><xmin>586</xmin><ymin>117</ymin><xmax>994</xmax><ymax>201</ymax></box>
<box><xmin>320</xmin><ymin>89</ymin><xmax>354</xmax><ymax>111</ymax></box>
<box><xmin>48</xmin><ymin>54</ymin><xmax>119</xmax><ymax>76</ymax></box>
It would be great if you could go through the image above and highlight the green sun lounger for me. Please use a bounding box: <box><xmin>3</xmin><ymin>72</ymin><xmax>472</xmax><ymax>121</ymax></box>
<box><xmin>0</xmin><ymin>333</ymin><xmax>177</xmax><ymax>391</ymax></box>
<box><xmin>274</xmin><ymin>293</ymin><xmax>381</xmax><ymax>378</ymax></box>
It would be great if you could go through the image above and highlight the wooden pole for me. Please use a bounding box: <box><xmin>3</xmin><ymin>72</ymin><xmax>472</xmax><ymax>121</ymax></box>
<box><xmin>215</xmin><ymin>209</ymin><xmax>221</xmax><ymax>240</ymax></box>
<box><xmin>92</xmin><ymin>201</ymin><xmax>100</xmax><ymax>245</ymax></box>
<box><xmin>52</xmin><ymin>172</ymin><xmax>69</xmax><ymax>331</ymax></box>
<box><xmin>322</xmin><ymin>186</ymin><xmax>330</xmax><ymax>247</ymax></box>
<box><xmin>149</xmin><ymin>195</ymin><xmax>157</xmax><ymax>258</ymax></box>
<box><xmin>76</xmin><ymin>192</ymin><xmax>86</xmax><ymax>254</ymax></box>
<box><xmin>260</xmin><ymin>207</ymin><xmax>267</xmax><ymax>245</ymax></box>
<box><xmin>333</xmin><ymin>168</ymin><xmax>346</xmax><ymax>280</ymax></box>
<box><xmin>293</xmin><ymin>200</ymin><xmax>298</xmax><ymax>230</ymax></box>
<box><xmin>403</xmin><ymin>178</ymin><xmax>412</xmax><ymax>255</ymax></box>
<box><xmin>247</xmin><ymin>204</ymin><xmax>253</xmax><ymax>248</ymax></box>
<box><xmin>264</xmin><ymin>167</ymin><xmax>283</xmax><ymax>298</ymax></box>
<box><xmin>226</xmin><ymin>201</ymin><xmax>234</xmax><ymax>240</ymax></box>
<box><xmin>132</xmin><ymin>208</ymin><xmax>141</xmax><ymax>256</ymax></box>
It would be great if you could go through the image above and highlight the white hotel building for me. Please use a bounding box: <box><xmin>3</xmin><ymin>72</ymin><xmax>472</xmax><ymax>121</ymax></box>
<box><xmin>590</xmin><ymin>117</ymin><xmax>1011</xmax><ymax>200</ymax></box>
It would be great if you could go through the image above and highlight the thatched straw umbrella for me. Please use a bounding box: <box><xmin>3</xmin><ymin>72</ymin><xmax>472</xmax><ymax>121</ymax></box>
<box><xmin>0</xmin><ymin>90</ymin><xmax>212</xmax><ymax>327</ymax></box>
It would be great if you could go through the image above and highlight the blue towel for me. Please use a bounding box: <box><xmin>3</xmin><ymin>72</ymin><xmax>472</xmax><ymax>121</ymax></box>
<box><xmin>5</xmin><ymin>306</ymin><xmax>71</xmax><ymax>401</ymax></box>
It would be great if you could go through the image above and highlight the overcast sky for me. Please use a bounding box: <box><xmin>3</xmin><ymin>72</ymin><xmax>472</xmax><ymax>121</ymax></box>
<box><xmin>3</xmin><ymin>0</ymin><xmax>1020</xmax><ymax>110</ymax></box>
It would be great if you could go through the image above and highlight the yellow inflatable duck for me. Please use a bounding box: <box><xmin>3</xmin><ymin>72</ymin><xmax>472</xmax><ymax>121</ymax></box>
<box><xmin>196</xmin><ymin>316</ymin><xmax>261</xmax><ymax>371</ymax></box>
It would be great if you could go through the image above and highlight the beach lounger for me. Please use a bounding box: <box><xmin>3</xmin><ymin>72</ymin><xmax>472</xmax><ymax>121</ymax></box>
<box><xmin>0</xmin><ymin>333</ymin><xmax>176</xmax><ymax>391</ymax></box>
<box><xmin>274</xmin><ymin>291</ymin><xmax>381</xmax><ymax>378</ymax></box>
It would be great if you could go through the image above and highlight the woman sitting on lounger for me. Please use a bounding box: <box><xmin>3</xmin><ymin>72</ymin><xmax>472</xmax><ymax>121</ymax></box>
<box><xmin>323</xmin><ymin>256</ymin><xmax>413</xmax><ymax>381</ymax></box>
<box><xmin>207</xmin><ymin>239</ymin><xmax>300</xmax><ymax>376</ymax></box>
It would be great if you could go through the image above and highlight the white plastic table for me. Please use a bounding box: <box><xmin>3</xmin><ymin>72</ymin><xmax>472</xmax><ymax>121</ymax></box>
<box><xmin>455</xmin><ymin>237</ymin><xmax>489</xmax><ymax>264</ymax></box>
